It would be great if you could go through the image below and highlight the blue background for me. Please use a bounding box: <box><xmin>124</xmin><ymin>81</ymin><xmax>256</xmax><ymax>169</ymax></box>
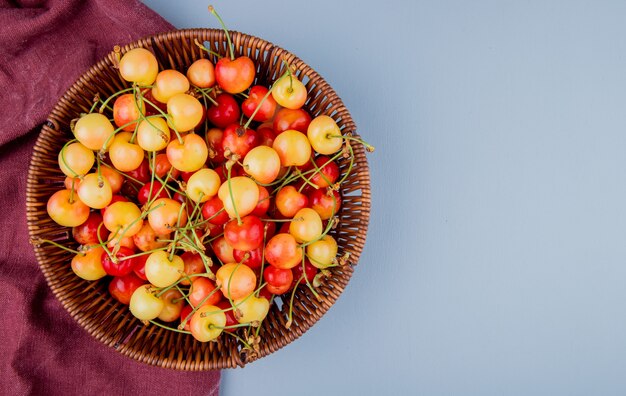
<box><xmin>142</xmin><ymin>1</ymin><xmax>626</xmax><ymax>394</ymax></box>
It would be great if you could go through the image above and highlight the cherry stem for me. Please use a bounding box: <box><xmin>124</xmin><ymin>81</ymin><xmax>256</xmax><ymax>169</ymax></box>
<box><xmin>178</xmin><ymin>284</ymin><xmax>223</xmax><ymax>329</ymax></box>
<box><xmin>175</xmin><ymin>284</ymin><xmax>193</xmax><ymax>306</ymax></box>
<box><xmin>139</xmin><ymin>95</ymin><xmax>184</xmax><ymax>144</ymax></box>
<box><xmin>242</xmin><ymin>69</ymin><xmax>290</xmax><ymax>130</ymax></box>
<box><xmin>209</xmin><ymin>323</ymin><xmax>251</xmax><ymax>330</ymax></box>
<box><xmin>194</xmin><ymin>85</ymin><xmax>219</xmax><ymax>106</ymax></box>
<box><xmin>59</xmin><ymin>139</ymin><xmax>80</xmax><ymax>178</ymax></box>
<box><xmin>99</xmin><ymin>87</ymin><xmax>135</xmax><ymax>113</ymax></box>
<box><xmin>286</xmin><ymin>274</ymin><xmax>304</xmax><ymax>329</ymax></box>
<box><xmin>226</xmin><ymin>164</ymin><xmax>242</xmax><ymax>225</ymax></box>
<box><xmin>327</xmin><ymin>134</ymin><xmax>375</xmax><ymax>152</ymax></box>
<box><xmin>194</xmin><ymin>39</ymin><xmax>223</xmax><ymax>60</ymax></box>
<box><xmin>121</xmin><ymin>246</ymin><xmax>168</xmax><ymax>261</ymax></box>
<box><xmin>148</xmin><ymin>320</ymin><xmax>192</xmax><ymax>335</ymax></box>
<box><xmin>208</xmin><ymin>5</ymin><xmax>234</xmax><ymax>60</ymax></box>
<box><xmin>69</xmin><ymin>175</ymin><xmax>76</xmax><ymax>205</ymax></box>
<box><xmin>300</xmin><ymin>248</ymin><xmax>321</xmax><ymax>300</ymax></box>
<box><xmin>33</xmin><ymin>238</ymin><xmax>84</xmax><ymax>256</ymax></box>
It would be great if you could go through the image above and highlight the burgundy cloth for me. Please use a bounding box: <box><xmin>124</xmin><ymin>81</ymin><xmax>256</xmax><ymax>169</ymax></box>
<box><xmin>0</xmin><ymin>1</ymin><xmax>220</xmax><ymax>394</ymax></box>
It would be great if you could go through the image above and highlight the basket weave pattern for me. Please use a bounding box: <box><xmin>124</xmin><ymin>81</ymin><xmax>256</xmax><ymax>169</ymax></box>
<box><xmin>26</xmin><ymin>29</ymin><xmax>370</xmax><ymax>369</ymax></box>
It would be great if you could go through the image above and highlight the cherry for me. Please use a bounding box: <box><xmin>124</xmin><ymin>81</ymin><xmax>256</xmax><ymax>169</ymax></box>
<box><xmin>109</xmin><ymin>272</ymin><xmax>146</xmax><ymax>305</ymax></box>
<box><xmin>222</xmin><ymin>123</ymin><xmax>259</xmax><ymax>159</ymax></box>
<box><xmin>273</xmin><ymin>108</ymin><xmax>312</xmax><ymax>134</ymax></box>
<box><xmin>101</xmin><ymin>246</ymin><xmax>138</xmax><ymax>277</ymax></box>
<box><xmin>242</xmin><ymin>85</ymin><xmax>277</xmax><ymax>122</ymax></box>
<box><xmin>137</xmin><ymin>181</ymin><xmax>169</xmax><ymax>205</ymax></box>
<box><xmin>206</xmin><ymin>93</ymin><xmax>240</xmax><ymax>128</ymax></box>
<box><xmin>72</xmin><ymin>212</ymin><xmax>109</xmax><ymax>245</ymax></box>
<box><xmin>224</xmin><ymin>215</ymin><xmax>264</xmax><ymax>251</ymax></box>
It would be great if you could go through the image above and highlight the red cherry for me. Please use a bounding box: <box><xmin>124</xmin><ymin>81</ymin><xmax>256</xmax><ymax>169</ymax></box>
<box><xmin>216</xmin><ymin>300</ymin><xmax>238</xmax><ymax>332</ymax></box>
<box><xmin>206</xmin><ymin>93</ymin><xmax>240</xmax><ymax>128</ymax></box>
<box><xmin>127</xmin><ymin>158</ymin><xmax>150</xmax><ymax>184</ymax></box>
<box><xmin>251</xmin><ymin>185</ymin><xmax>270</xmax><ymax>217</ymax></box>
<box><xmin>101</xmin><ymin>246</ymin><xmax>137</xmax><ymax>277</ymax></box>
<box><xmin>109</xmin><ymin>272</ymin><xmax>146</xmax><ymax>305</ymax></box>
<box><xmin>202</xmin><ymin>196</ymin><xmax>230</xmax><ymax>225</ymax></box>
<box><xmin>233</xmin><ymin>247</ymin><xmax>263</xmax><ymax>269</ymax></box>
<box><xmin>242</xmin><ymin>85</ymin><xmax>277</xmax><ymax>122</ymax></box>
<box><xmin>290</xmin><ymin>259</ymin><xmax>317</xmax><ymax>288</ymax></box>
<box><xmin>137</xmin><ymin>181</ymin><xmax>169</xmax><ymax>205</ymax></box>
<box><xmin>72</xmin><ymin>212</ymin><xmax>109</xmax><ymax>245</ymax></box>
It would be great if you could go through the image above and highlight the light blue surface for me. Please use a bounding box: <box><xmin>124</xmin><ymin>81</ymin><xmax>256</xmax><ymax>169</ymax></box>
<box><xmin>142</xmin><ymin>1</ymin><xmax>626</xmax><ymax>394</ymax></box>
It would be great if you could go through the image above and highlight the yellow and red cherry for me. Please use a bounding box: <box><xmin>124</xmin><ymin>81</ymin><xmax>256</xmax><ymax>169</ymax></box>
<box><xmin>136</xmin><ymin>117</ymin><xmax>170</xmax><ymax>152</ymax></box>
<box><xmin>180</xmin><ymin>252</ymin><xmax>209</xmax><ymax>286</ymax></box>
<box><xmin>271</xmin><ymin>76</ymin><xmax>307</xmax><ymax>109</ymax></box>
<box><xmin>100</xmin><ymin>166</ymin><xmax>124</xmax><ymax>194</ymax></box>
<box><xmin>58</xmin><ymin>142</ymin><xmax>94</xmax><ymax>177</ymax></box>
<box><xmin>189</xmin><ymin>277</ymin><xmax>222</xmax><ymax>307</ymax></box>
<box><xmin>166</xmin><ymin>133</ymin><xmax>208</xmax><ymax>172</ymax></box>
<box><xmin>234</xmin><ymin>294</ymin><xmax>270</xmax><ymax>324</ymax></box>
<box><xmin>306</xmin><ymin>235</ymin><xmax>338</xmax><ymax>269</ymax></box>
<box><xmin>132</xmin><ymin>221</ymin><xmax>169</xmax><ymax>252</ymax></box>
<box><xmin>152</xmin><ymin>69</ymin><xmax>190</xmax><ymax>103</ymax></box>
<box><xmin>289</xmin><ymin>207</ymin><xmax>323</xmax><ymax>243</ymax></box>
<box><xmin>145</xmin><ymin>250</ymin><xmax>184</xmax><ymax>288</ymax></box>
<box><xmin>119</xmin><ymin>48</ymin><xmax>159</xmax><ymax>86</ymax></box>
<box><xmin>190</xmin><ymin>304</ymin><xmax>226</xmax><ymax>342</ymax></box>
<box><xmin>151</xmin><ymin>153</ymin><xmax>180</xmax><ymax>179</ymax></box>
<box><xmin>186</xmin><ymin>168</ymin><xmax>221</xmax><ymax>203</ymax></box>
<box><xmin>224</xmin><ymin>215</ymin><xmax>263</xmax><ymax>251</ymax></box>
<box><xmin>273</xmin><ymin>108</ymin><xmax>312</xmax><ymax>134</ymax></box>
<box><xmin>221</xmin><ymin>124</ymin><xmax>259</xmax><ymax>159</ymax></box>
<box><xmin>76</xmin><ymin>173</ymin><xmax>112</xmax><ymax>209</ymax></box>
<box><xmin>100</xmin><ymin>194</ymin><xmax>128</xmax><ymax>217</ymax></box>
<box><xmin>309</xmin><ymin>188</ymin><xmax>342</xmax><ymax>220</ymax></box>
<box><xmin>129</xmin><ymin>284</ymin><xmax>164</xmax><ymax>320</ymax></box>
<box><xmin>148</xmin><ymin>198</ymin><xmax>188</xmax><ymax>235</ymax></box>
<box><xmin>108</xmin><ymin>132</ymin><xmax>145</xmax><ymax>172</ymax></box>
<box><xmin>242</xmin><ymin>85</ymin><xmax>277</xmax><ymax>122</ymax></box>
<box><xmin>72</xmin><ymin>212</ymin><xmax>109</xmax><ymax>245</ymax></box>
<box><xmin>264</xmin><ymin>233</ymin><xmax>302</xmax><ymax>270</ymax></box>
<box><xmin>310</xmin><ymin>156</ymin><xmax>340</xmax><ymax>188</ymax></box>
<box><xmin>158</xmin><ymin>289</ymin><xmax>185</xmax><ymax>322</ymax></box>
<box><xmin>206</xmin><ymin>127</ymin><xmax>226</xmax><ymax>163</ymax></box>
<box><xmin>73</xmin><ymin>113</ymin><xmax>115</xmax><ymax>151</ymax></box>
<box><xmin>167</xmin><ymin>93</ymin><xmax>204</xmax><ymax>132</ymax></box>
<box><xmin>263</xmin><ymin>265</ymin><xmax>293</xmax><ymax>295</ymax></box>
<box><xmin>217</xmin><ymin>176</ymin><xmax>260</xmax><ymax>219</ymax></box>
<box><xmin>113</xmin><ymin>93</ymin><xmax>145</xmax><ymax>131</ymax></box>
<box><xmin>243</xmin><ymin>146</ymin><xmax>281</xmax><ymax>184</ymax></box>
<box><xmin>71</xmin><ymin>246</ymin><xmax>107</xmax><ymax>281</ymax></box>
<box><xmin>275</xmin><ymin>185</ymin><xmax>308</xmax><ymax>218</ymax></box>
<box><xmin>215</xmin><ymin>55</ymin><xmax>255</xmax><ymax>94</ymax></box>
<box><xmin>187</xmin><ymin>58</ymin><xmax>215</xmax><ymax>88</ymax></box>
<box><xmin>102</xmin><ymin>201</ymin><xmax>143</xmax><ymax>237</ymax></box>
<box><xmin>307</xmin><ymin>115</ymin><xmax>343</xmax><ymax>155</ymax></box>
<box><xmin>211</xmin><ymin>236</ymin><xmax>236</xmax><ymax>264</ymax></box>
<box><xmin>272</xmin><ymin>129</ymin><xmax>312</xmax><ymax>167</ymax></box>
<box><xmin>215</xmin><ymin>263</ymin><xmax>257</xmax><ymax>300</ymax></box>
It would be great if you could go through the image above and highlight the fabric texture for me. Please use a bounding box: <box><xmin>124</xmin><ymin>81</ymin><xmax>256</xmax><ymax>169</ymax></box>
<box><xmin>0</xmin><ymin>1</ymin><xmax>220</xmax><ymax>394</ymax></box>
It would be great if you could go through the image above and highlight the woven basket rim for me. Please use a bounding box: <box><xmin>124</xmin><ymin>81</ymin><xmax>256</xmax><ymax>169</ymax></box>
<box><xmin>26</xmin><ymin>28</ymin><xmax>371</xmax><ymax>369</ymax></box>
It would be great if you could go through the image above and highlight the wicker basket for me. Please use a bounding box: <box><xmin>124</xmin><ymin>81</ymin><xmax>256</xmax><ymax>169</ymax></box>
<box><xmin>26</xmin><ymin>29</ymin><xmax>370</xmax><ymax>369</ymax></box>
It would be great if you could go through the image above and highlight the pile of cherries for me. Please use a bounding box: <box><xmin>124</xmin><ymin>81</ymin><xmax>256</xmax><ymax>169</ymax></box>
<box><xmin>41</xmin><ymin>7</ymin><xmax>372</xmax><ymax>349</ymax></box>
